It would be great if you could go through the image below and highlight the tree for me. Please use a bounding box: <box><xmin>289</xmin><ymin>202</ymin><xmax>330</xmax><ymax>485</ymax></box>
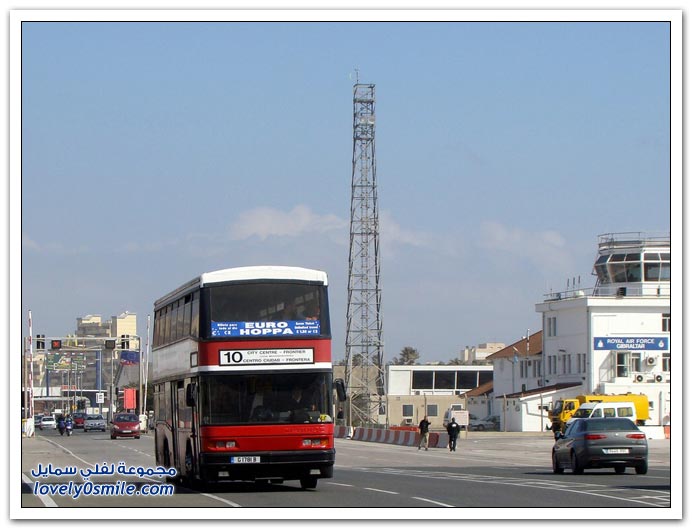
<box><xmin>392</xmin><ymin>346</ymin><xmax>420</xmax><ymax>365</ymax></box>
<box><xmin>447</xmin><ymin>357</ymin><xmax>465</xmax><ymax>365</ymax></box>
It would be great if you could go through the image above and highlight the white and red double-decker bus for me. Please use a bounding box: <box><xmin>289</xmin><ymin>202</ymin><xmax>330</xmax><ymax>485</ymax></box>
<box><xmin>151</xmin><ymin>266</ymin><xmax>345</xmax><ymax>489</ymax></box>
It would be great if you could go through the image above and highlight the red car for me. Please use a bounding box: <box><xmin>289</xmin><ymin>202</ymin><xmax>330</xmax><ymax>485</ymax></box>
<box><xmin>72</xmin><ymin>412</ymin><xmax>86</xmax><ymax>429</ymax></box>
<box><xmin>110</xmin><ymin>413</ymin><xmax>141</xmax><ymax>439</ymax></box>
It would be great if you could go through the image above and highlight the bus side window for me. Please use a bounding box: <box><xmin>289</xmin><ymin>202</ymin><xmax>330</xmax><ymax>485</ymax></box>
<box><xmin>591</xmin><ymin>409</ymin><xmax>602</xmax><ymax>418</ymax></box>
<box><xmin>603</xmin><ymin>407</ymin><xmax>615</xmax><ymax>418</ymax></box>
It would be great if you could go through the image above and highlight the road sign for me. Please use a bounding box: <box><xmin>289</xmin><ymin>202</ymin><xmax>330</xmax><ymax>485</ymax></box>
<box><xmin>96</xmin><ymin>392</ymin><xmax>105</xmax><ymax>404</ymax></box>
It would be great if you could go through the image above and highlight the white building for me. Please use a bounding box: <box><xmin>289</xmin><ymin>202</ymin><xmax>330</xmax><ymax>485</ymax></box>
<box><xmin>385</xmin><ymin>364</ymin><xmax>494</xmax><ymax>428</ymax></box>
<box><xmin>489</xmin><ymin>233</ymin><xmax>671</xmax><ymax>438</ymax></box>
<box><xmin>460</xmin><ymin>342</ymin><xmax>505</xmax><ymax>363</ymax></box>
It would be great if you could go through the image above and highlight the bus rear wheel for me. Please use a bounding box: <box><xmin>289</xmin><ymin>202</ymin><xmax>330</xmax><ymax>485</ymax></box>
<box><xmin>300</xmin><ymin>477</ymin><xmax>318</xmax><ymax>490</ymax></box>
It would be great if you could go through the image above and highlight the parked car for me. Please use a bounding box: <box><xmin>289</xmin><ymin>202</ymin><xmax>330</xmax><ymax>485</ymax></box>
<box><xmin>33</xmin><ymin>414</ymin><xmax>44</xmax><ymax>427</ymax></box>
<box><xmin>72</xmin><ymin>412</ymin><xmax>87</xmax><ymax>429</ymax></box>
<box><xmin>84</xmin><ymin>414</ymin><xmax>107</xmax><ymax>432</ymax></box>
<box><xmin>552</xmin><ymin>417</ymin><xmax>648</xmax><ymax>475</ymax></box>
<box><xmin>471</xmin><ymin>415</ymin><xmax>500</xmax><ymax>431</ymax></box>
<box><xmin>110</xmin><ymin>413</ymin><xmax>141</xmax><ymax>439</ymax></box>
<box><xmin>39</xmin><ymin>416</ymin><xmax>56</xmax><ymax>430</ymax></box>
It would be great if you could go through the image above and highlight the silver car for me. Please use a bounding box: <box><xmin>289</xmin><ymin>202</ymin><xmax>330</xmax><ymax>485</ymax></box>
<box><xmin>552</xmin><ymin>417</ymin><xmax>648</xmax><ymax>475</ymax></box>
<box><xmin>84</xmin><ymin>414</ymin><xmax>107</xmax><ymax>432</ymax></box>
<box><xmin>39</xmin><ymin>416</ymin><xmax>56</xmax><ymax>430</ymax></box>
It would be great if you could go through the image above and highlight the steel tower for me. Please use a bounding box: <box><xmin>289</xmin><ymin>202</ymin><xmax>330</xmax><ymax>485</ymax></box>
<box><xmin>345</xmin><ymin>82</ymin><xmax>385</xmax><ymax>426</ymax></box>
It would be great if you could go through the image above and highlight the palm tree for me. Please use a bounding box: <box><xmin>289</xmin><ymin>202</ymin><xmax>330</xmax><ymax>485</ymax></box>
<box><xmin>392</xmin><ymin>346</ymin><xmax>420</xmax><ymax>365</ymax></box>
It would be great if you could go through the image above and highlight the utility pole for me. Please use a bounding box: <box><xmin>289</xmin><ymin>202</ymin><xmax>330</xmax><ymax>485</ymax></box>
<box><xmin>345</xmin><ymin>78</ymin><xmax>385</xmax><ymax>427</ymax></box>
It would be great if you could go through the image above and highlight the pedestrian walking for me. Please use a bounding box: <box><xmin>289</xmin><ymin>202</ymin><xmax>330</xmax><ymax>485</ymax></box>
<box><xmin>418</xmin><ymin>416</ymin><xmax>431</xmax><ymax>451</ymax></box>
<box><xmin>446</xmin><ymin>417</ymin><xmax>461</xmax><ymax>452</ymax></box>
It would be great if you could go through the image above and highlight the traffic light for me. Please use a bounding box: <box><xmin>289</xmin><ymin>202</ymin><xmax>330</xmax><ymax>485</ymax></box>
<box><xmin>36</xmin><ymin>334</ymin><xmax>45</xmax><ymax>351</ymax></box>
<box><xmin>104</xmin><ymin>339</ymin><xmax>116</xmax><ymax>350</ymax></box>
<box><xmin>50</xmin><ymin>339</ymin><xmax>62</xmax><ymax>350</ymax></box>
<box><xmin>121</xmin><ymin>334</ymin><xmax>130</xmax><ymax>350</ymax></box>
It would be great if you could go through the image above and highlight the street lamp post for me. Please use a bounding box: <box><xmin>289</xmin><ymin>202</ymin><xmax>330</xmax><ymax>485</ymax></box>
<box><xmin>110</xmin><ymin>345</ymin><xmax>114</xmax><ymax>423</ymax></box>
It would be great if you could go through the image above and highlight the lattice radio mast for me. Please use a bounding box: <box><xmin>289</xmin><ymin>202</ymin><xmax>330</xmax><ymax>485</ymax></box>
<box><xmin>345</xmin><ymin>78</ymin><xmax>385</xmax><ymax>426</ymax></box>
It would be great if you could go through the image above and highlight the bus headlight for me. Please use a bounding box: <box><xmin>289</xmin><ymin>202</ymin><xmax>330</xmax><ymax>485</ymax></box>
<box><xmin>302</xmin><ymin>438</ymin><xmax>328</xmax><ymax>448</ymax></box>
<box><xmin>205</xmin><ymin>440</ymin><xmax>237</xmax><ymax>450</ymax></box>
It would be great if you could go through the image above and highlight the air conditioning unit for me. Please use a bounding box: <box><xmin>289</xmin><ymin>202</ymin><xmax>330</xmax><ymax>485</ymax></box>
<box><xmin>404</xmin><ymin>418</ymin><xmax>413</xmax><ymax>425</ymax></box>
<box><xmin>654</xmin><ymin>373</ymin><xmax>664</xmax><ymax>383</ymax></box>
<box><xmin>646</xmin><ymin>356</ymin><xmax>656</xmax><ymax>366</ymax></box>
<box><xmin>634</xmin><ymin>374</ymin><xmax>645</xmax><ymax>383</ymax></box>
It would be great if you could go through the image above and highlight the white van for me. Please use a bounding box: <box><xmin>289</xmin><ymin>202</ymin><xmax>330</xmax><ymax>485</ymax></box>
<box><xmin>565</xmin><ymin>401</ymin><xmax>638</xmax><ymax>428</ymax></box>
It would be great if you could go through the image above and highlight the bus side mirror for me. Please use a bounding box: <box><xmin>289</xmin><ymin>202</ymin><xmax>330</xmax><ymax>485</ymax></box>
<box><xmin>186</xmin><ymin>383</ymin><xmax>197</xmax><ymax>407</ymax></box>
<box><xmin>334</xmin><ymin>378</ymin><xmax>347</xmax><ymax>402</ymax></box>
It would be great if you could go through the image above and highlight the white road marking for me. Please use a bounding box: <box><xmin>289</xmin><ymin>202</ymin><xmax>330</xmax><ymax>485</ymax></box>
<box><xmin>22</xmin><ymin>473</ymin><xmax>58</xmax><ymax>507</ymax></box>
<box><xmin>356</xmin><ymin>467</ymin><xmax>670</xmax><ymax>508</ymax></box>
<box><xmin>412</xmin><ymin>496</ymin><xmax>454</xmax><ymax>507</ymax></box>
<box><xmin>200</xmin><ymin>493</ymin><xmax>241</xmax><ymax>507</ymax></box>
<box><xmin>364</xmin><ymin>487</ymin><xmax>399</xmax><ymax>495</ymax></box>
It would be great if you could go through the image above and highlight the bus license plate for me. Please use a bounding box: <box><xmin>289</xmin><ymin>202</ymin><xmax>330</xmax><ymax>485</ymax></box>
<box><xmin>603</xmin><ymin>449</ymin><xmax>629</xmax><ymax>454</ymax></box>
<box><xmin>231</xmin><ymin>456</ymin><xmax>260</xmax><ymax>464</ymax></box>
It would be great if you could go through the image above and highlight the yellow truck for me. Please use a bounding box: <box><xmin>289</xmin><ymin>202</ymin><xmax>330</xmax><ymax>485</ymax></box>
<box><xmin>549</xmin><ymin>393</ymin><xmax>650</xmax><ymax>434</ymax></box>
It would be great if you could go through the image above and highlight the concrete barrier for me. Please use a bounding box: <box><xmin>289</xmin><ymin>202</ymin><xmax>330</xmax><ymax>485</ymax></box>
<box><xmin>338</xmin><ymin>427</ymin><xmax>461</xmax><ymax>449</ymax></box>
<box><xmin>436</xmin><ymin>432</ymin><xmax>450</xmax><ymax>448</ymax></box>
<box><xmin>334</xmin><ymin>425</ymin><xmax>351</xmax><ymax>438</ymax></box>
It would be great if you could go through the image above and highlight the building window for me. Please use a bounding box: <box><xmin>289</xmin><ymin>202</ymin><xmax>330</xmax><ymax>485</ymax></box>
<box><xmin>457</xmin><ymin>371</ymin><xmax>478</xmax><ymax>389</ymax></box>
<box><xmin>616</xmin><ymin>352</ymin><xmax>629</xmax><ymax>377</ymax></box>
<box><xmin>412</xmin><ymin>371</ymin><xmax>433</xmax><ymax>390</ymax></box>
<box><xmin>630</xmin><ymin>352</ymin><xmax>642</xmax><ymax>373</ymax></box>
<box><xmin>546</xmin><ymin>316</ymin><xmax>558</xmax><ymax>337</ymax></box>
<box><xmin>434</xmin><ymin>371</ymin><xmax>455</xmax><ymax>390</ymax></box>
<box><xmin>402</xmin><ymin>404</ymin><xmax>413</xmax><ymax>417</ymax></box>
<box><xmin>662</xmin><ymin>313</ymin><xmax>671</xmax><ymax>332</ymax></box>
<box><xmin>427</xmin><ymin>404</ymin><xmax>438</xmax><ymax>417</ymax></box>
<box><xmin>662</xmin><ymin>352</ymin><xmax>670</xmax><ymax>372</ymax></box>
<box><xmin>561</xmin><ymin>354</ymin><xmax>572</xmax><ymax>375</ymax></box>
<box><xmin>479</xmin><ymin>371</ymin><xmax>493</xmax><ymax>385</ymax></box>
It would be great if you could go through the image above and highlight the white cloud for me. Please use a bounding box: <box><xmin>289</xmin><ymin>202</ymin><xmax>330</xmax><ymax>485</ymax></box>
<box><xmin>379</xmin><ymin>210</ymin><xmax>429</xmax><ymax>250</ymax></box>
<box><xmin>22</xmin><ymin>232</ymin><xmax>39</xmax><ymax>250</ymax></box>
<box><xmin>226</xmin><ymin>205</ymin><xmax>437</xmax><ymax>262</ymax></box>
<box><xmin>228</xmin><ymin>205</ymin><xmax>347</xmax><ymax>241</ymax></box>
<box><xmin>479</xmin><ymin>220</ymin><xmax>571</xmax><ymax>273</ymax></box>
<box><xmin>22</xmin><ymin>233</ymin><xmax>90</xmax><ymax>255</ymax></box>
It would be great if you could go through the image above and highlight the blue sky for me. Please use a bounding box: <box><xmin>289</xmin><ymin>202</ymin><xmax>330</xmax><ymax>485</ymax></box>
<box><xmin>19</xmin><ymin>18</ymin><xmax>672</xmax><ymax>363</ymax></box>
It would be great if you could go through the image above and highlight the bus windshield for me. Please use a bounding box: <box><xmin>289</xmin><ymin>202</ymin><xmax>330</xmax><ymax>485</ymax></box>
<box><xmin>205</xmin><ymin>282</ymin><xmax>329</xmax><ymax>339</ymax></box>
<box><xmin>199</xmin><ymin>372</ymin><xmax>333</xmax><ymax>426</ymax></box>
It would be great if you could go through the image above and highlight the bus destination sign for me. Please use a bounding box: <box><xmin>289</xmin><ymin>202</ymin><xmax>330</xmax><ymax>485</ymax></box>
<box><xmin>219</xmin><ymin>348</ymin><xmax>315</xmax><ymax>366</ymax></box>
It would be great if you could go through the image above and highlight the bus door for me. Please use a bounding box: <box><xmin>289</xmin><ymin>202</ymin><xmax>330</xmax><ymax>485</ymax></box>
<box><xmin>174</xmin><ymin>378</ymin><xmax>197</xmax><ymax>477</ymax></box>
<box><xmin>171</xmin><ymin>381</ymin><xmax>184</xmax><ymax>471</ymax></box>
